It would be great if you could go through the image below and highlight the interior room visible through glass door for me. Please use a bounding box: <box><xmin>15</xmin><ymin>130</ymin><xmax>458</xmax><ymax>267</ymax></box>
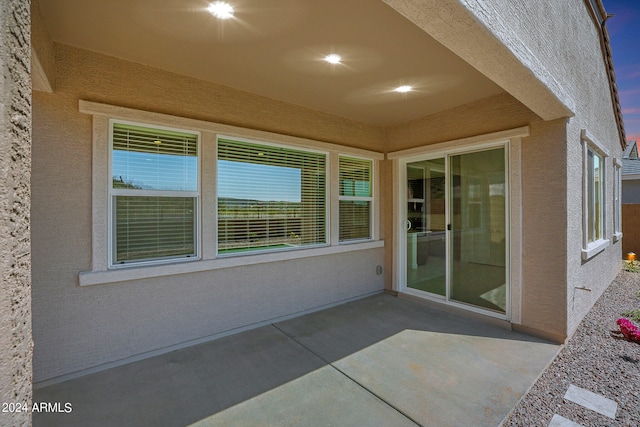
<box><xmin>449</xmin><ymin>148</ymin><xmax>506</xmax><ymax>314</ymax></box>
<box><xmin>406</xmin><ymin>158</ymin><xmax>446</xmax><ymax>296</ymax></box>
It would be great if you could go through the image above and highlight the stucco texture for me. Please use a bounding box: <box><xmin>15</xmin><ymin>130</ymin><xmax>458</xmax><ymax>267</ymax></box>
<box><xmin>31</xmin><ymin>46</ymin><xmax>385</xmax><ymax>382</ymax></box>
<box><xmin>382</xmin><ymin>0</ymin><xmax>622</xmax><ymax>339</ymax></box>
<box><xmin>0</xmin><ymin>0</ymin><xmax>33</xmax><ymax>425</ymax></box>
<box><xmin>520</xmin><ymin>119</ymin><xmax>568</xmax><ymax>338</ymax></box>
<box><xmin>466</xmin><ymin>0</ymin><xmax>623</xmax><ymax>337</ymax></box>
<box><xmin>383</xmin><ymin>104</ymin><xmax>571</xmax><ymax>340</ymax></box>
<box><xmin>30</xmin><ymin>0</ymin><xmax>625</xmax><ymax>381</ymax></box>
<box><xmin>452</xmin><ymin>0</ymin><xmax>622</xmax><ymax>337</ymax></box>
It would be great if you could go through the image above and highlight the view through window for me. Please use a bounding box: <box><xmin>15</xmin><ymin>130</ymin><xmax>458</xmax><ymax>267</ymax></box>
<box><xmin>217</xmin><ymin>139</ymin><xmax>327</xmax><ymax>254</ymax></box>
<box><xmin>111</xmin><ymin>122</ymin><xmax>199</xmax><ymax>264</ymax></box>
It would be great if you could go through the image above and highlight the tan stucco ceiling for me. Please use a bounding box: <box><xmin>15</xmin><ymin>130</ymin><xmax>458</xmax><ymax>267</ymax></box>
<box><xmin>37</xmin><ymin>0</ymin><xmax>505</xmax><ymax>127</ymax></box>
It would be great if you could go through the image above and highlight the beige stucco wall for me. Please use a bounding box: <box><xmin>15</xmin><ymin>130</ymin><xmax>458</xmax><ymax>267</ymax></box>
<box><xmin>447</xmin><ymin>0</ymin><xmax>623</xmax><ymax>336</ymax></box>
<box><xmin>476</xmin><ymin>0</ymin><xmax>622</xmax><ymax>335</ymax></box>
<box><xmin>382</xmin><ymin>93</ymin><xmax>540</xmax><ymax>299</ymax></box>
<box><xmin>384</xmin><ymin>92</ymin><xmax>539</xmax><ymax>151</ymax></box>
<box><xmin>31</xmin><ymin>0</ymin><xmax>54</xmax><ymax>93</ymax></box>
<box><xmin>383</xmin><ymin>93</ymin><xmax>571</xmax><ymax>340</ymax></box>
<box><xmin>55</xmin><ymin>44</ymin><xmax>385</xmax><ymax>152</ymax></box>
<box><xmin>30</xmin><ymin>0</ymin><xmax>625</xmax><ymax>381</ymax></box>
<box><xmin>382</xmin><ymin>0</ymin><xmax>622</xmax><ymax>339</ymax></box>
<box><xmin>382</xmin><ymin>0</ymin><xmax>574</xmax><ymax>122</ymax></box>
<box><xmin>0</xmin><ymin>0</ymin><xmax>33</xmax><ymax>424</ymax></box>
<box><xmin>519</xmin><ymin>119</ymin><xmax>568</xmax><ymax>339</ymax></box>
<box><xmin>31</xmin><ymin>45</ymin><xmax>385</xmax><ymax>382</ymax></box>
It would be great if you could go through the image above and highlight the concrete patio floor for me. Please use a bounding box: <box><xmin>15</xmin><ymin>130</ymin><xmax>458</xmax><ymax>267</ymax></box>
<box><xmin>34</xmin><ymin>293</ymin><xmax>560</xmax><ymax>427</ymax></box>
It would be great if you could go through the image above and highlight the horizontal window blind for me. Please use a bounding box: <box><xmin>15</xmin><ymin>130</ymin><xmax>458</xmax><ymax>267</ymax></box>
<box><xmin>218</xmin><ymin>139</ymin><xmax>326</xmax><ymax>254</ymax></box>
<box><xmin>339</xmin><ymin>157</ymin><xmax>372</xmax><ymax>198</ymax></box>
<box><xmin>110</xmin><ymin>122</ymin><xmax>199</xmax><ymax>265</ymax></box>
<box><xmin>114</xmin><ymin>196</ymin><xmax>196</xmax><ymax>263</ymax></box>
<box><xmin>112</xmin><ymin>123</ymin><xmax>198</xmax><ymax>191</ymax></box>
<box><xmin>339</xmin><ymin>201</ymin><xmax>371</xmax><ymax>241</ymax></box>
<box><xmin>339</xmin><ymin>156</ymin><xmax>372</xmax><ymax>241</ymax></box>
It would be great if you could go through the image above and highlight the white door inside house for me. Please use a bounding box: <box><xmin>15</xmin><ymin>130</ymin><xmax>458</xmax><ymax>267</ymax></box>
<box><xmin>403</xmin><ymin>146</ymin><xmax>508</xmax><ymax>317</ymax></box>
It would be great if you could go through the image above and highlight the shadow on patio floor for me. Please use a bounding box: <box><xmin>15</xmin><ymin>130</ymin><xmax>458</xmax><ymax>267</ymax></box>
<box><xmin>34</xmin><ymin>293</ymin><xmax>560</xmax><ymax>427</ymax></box>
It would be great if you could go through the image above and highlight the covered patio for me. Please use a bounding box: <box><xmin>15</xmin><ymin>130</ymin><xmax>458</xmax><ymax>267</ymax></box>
<box><xmin>34</xmin><ymin>293</ymin><xmax>559</xmax><ymax>427</ymax></box>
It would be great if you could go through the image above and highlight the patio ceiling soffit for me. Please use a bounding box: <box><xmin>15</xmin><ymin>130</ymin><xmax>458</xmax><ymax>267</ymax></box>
<box><xmin>31</xmin><ymin>0</ymin><xmax>55</xmax><ymax>93</ymax></box>
<box><xmin>382</xmin><ymin>0</ymin><xmax>576</xmax><ymax>122</ymax></box>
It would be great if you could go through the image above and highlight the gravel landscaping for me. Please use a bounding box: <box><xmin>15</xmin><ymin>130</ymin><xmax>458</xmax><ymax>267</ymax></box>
<box><xmin>503</xmin><ymin>270</ymin><xmax>640</xmax><ymax>427</ymax></box>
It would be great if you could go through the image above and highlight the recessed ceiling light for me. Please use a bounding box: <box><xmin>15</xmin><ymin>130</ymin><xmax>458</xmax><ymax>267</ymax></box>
<box><xmin>324</xmin><ymin>54</ymin><xmax>342</xmax><ymax>64</ymax></box>
<box><xmin>208</xmin><ymin>1</ymin><xmax>234</xmax><ymax>20</ymax></box>
<box><xmin>394</xmin><ymin>85</ymin><xmax>413</xmax><ymax>93</ymax></box>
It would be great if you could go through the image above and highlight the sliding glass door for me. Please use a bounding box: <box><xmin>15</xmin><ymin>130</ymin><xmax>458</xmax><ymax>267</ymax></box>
<box><xmin>406</xmin><ymin>158</ymin><xmax>446</xmax><ymax>296</ymax></box>
<box><xmin>404</xmin><ymin>146</ymin><xmax>507</xmax><ymax>316</ymax></box>
<box><xmin>449</xmin><ymin>148</ymin><xmax>506</xmax><ymax>313</ymax></box>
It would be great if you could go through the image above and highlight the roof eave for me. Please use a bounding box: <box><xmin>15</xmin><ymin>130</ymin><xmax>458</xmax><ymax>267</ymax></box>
<box><xmin>585</xmin><ymin>0</ymin><xmax>627</xmax><ymax>150</ymax></box>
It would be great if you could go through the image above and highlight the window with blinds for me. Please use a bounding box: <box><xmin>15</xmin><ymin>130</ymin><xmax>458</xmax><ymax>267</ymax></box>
<box><xmin>217</xmin><ymin>138</ymin><xmax>327</xmax><ymax>254</ymax></box>
<box><xmin>339</xmin><ymin>156</ymin><xmax>373</xmax><ymax>242</ymax></box>
<box><xmin>111</xmin><ymin>122</ymin><xmax>199</xmax><ymax>264</ymax></box>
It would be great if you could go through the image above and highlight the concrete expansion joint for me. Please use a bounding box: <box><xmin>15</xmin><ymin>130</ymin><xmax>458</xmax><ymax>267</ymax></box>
<box><xmin>270</xmin><ymin>323</ymin><xmax>422</xmax><ymax>426</ymax></box>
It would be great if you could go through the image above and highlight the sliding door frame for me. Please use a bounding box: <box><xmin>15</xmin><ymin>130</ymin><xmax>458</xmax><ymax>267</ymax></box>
<box><xmin>389</xmin><ymin>127</ymin><xmax>528</xmax><ymax>322</ymax></box>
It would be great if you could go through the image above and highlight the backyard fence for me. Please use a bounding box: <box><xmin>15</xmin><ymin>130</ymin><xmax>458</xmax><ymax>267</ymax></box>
<box><xmin>622</xmin><ymin>204</ymin><xmax>640</xmax><ymax>256</ymax></box>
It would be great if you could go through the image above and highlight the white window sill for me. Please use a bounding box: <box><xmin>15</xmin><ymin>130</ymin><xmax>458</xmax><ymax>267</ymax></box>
<box><xmin>581</xmin><ymin>238</ymin><xmax>610</xmax><ymax>261</ymax></box>
<box><xmin>79</xmin><ymin>240</ymin><xmax>385</xmax><ymax>287</ymax></box>
<box><xmin>339</xmin><ymin>238</ymin><xmax>374</xmax><ymax>245</ymax></box>
<box><xmin>612</xmin><ymin>232</ymin><xmax>623</xmax><ymax>243</ymax></box>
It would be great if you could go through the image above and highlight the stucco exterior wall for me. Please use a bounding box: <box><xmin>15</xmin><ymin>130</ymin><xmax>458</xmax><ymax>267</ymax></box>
<box><xmin>471</xmin><ymin>0</ymin><xmax>623</xmax><ymax>337</ymax></box>
<box><xmin>384</xmin><ymin>92</ymin><xmax>539</xmax><ymax>151</ymax></box>
<box><xmin>383</xmin><ymin>0</ymin><xmax>622</xmax><ymax>339</ymax></box>
<box><xmin>0</xmin><ymin>0</ymin><xmax>33</xmax><ymax>424</ymax></box>
<box><xmin>383</xmin><ymin>93</ymin><xmax>540</xmax><ymax>301</ymax></box>
<box><xmin>31</xmin><ymin>45</ymin><xmax>385</xmax><ymax>382</ymax></box>
<box><xmin>519</xmin><ymin>119</ymin><xmax>568</xmax><ymax>339</ymax></box>
<box><xmin>547</xmin><ymin>3</ymin><xmax>622</xmax><ymax>336</ymax></box>
<box><xmin>383</xmin><ymin>95</ymin><xmax>570</xmax><ymax>340</ymax></box>
<box><xmin>458</xmin><ymin>0</ymin><xmax>622</xmax><ymax>337</ymax></box>
<box><xmin>566</xmin><ymin>123</ymin><xmax>622</xmax><ymax>337</ymax></box>
<box><xmin>381</xmin><ymin>0</ymin><xmax>573</xmax><ymax>121</ymax></box>
<box><xmin>30</xmin><ymin>0</ymin><xmax>625</xmax><ymax>381</ymax></box>
<box><xmin>55</xmin><ymin>44</ymin><xmax>384</xmax><ymax>152</ymax></box>
<box><xmin>30</xmin><ymin>0</ymin><xmax>54</xmax><ymax>93</ymax></box>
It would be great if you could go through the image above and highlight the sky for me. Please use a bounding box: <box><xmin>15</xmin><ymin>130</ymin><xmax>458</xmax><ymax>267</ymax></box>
<box><xmin>218</xmin><ymin>160</ymin><xmax>302</xmax><ymax>202</ymax></box>
<box><xmin>113</xmin><ymin>153</ymin><xmax>303</xmax><ymax>202</ymax></box>
<box><xmin>603</xmin><ymin>0</ymin><xmax>640</xmax><ymax>143</ymax></box>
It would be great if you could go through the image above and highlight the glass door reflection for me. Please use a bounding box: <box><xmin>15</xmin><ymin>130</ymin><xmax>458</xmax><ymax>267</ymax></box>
<box><xmin>449</xmin><ymin>148</ymin><xmax>506</xmax><ymax>313</ymax></box>
<box><xmin>406</xmin><ymin>158</ymin><xmax>446</xmax><ymax>296</ymax></box>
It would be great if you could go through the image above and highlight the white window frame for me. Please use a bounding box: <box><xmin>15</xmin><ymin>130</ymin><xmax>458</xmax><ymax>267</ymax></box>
<box><xmin>613</xmin><ymin>158</ymin><xmax>622</xmax><ymax>242</ymax></box>
<box><xmin>338</xmin><ymin>155</ymin><xmax>374</xmax><ymax>243</ymax></box>
<box><xmin>581</xmin><ymin>129</ymin><xmax>610</xmax><ymax>260</ymax></box>
<box><xmin>78</xmin><ymin>101</ymin><xmax>384</xmax><ymax>286</ymax></box>
<box><xmin>108</xmin><ymin>120</ymin><xmax>201</xmax><ymax>268</ymax></box>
